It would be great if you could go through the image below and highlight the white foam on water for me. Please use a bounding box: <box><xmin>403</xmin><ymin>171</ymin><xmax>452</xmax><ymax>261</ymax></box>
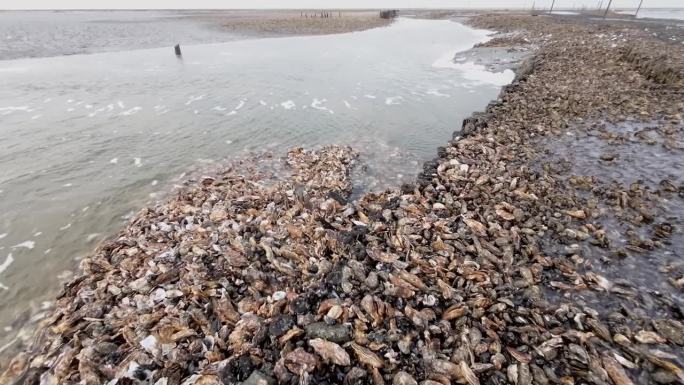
<box><xmin>385</xmin><ymin>96</ymin><xmax>404</xmax><ymax>105</ymax></box>
<box><xmin>151</xmin><ymin>180</ymin><xmax>158</xmax><ymax>186</ymax></box>
<box><xmin>59</xmin><ymin>223</ymin><xmax>72</xmax><ymax>231</ymax></box>
<box><xmin>117</xmin><ymin>101</ymin><xmax>125</xmax><ymax>109</ymax></box>
<box><xmin>43</xmin><ymin>98</ymin><xmax>52</xmax><ymax>103</ymax></box>
<box><xmin>185</xmin><ymin>94</ymin><xmax>205</xmax><ymax>105</ymax></box>
<box><xmin>67</xmin><ymin>99</ymin><xmax>74</xmax><ymax>103</ymax></box>
<box><xmin>426</xmin><ymin>89</ymin><xmax>451</xmax><ymax>98</ymax></box>
<box><xmin>225</xmin><ymin>140</ymin><xmax>233</xmax><ymax>145</ymax></box>
<box><xmin>33</xmin><ymin>232</ymin><xmax>42</xmax><ymax>237</ymax></box>
<box><xmin>0</xmin><ymin>233</ymin><xmax>6</xmax><ymax>240</ymax></box>
<box><xmin>110</xmin><ymin>158</ymin><xmax>118</xmax><ymax>164</ymax></box>
<box><xmin>121</xmin><ymin>107</ymin><xmax>142</xmax><ymax>116</ymax></box>
<box><xmin>433</xmin><ymin>57</ymin><xmax>515</xmax><ymax>87</ymax></box>
<box><xmin>85</xmin><ymin>104</ymin><xmax>93</xmax><ymax>109</ymax></box>
<box><xmin>212</xmin><ymin>106</ymin><xmax>226</xmax><ymax>111</ymax></box>
<box><xmin>88</xmin><ymin>107</ymin><xmax>107</xmax><ymax>117</ymax></box>
<box><xmin>456</xmin><ymin>62</ymin><xmax>515</xmax><ymax>86</ymax></box>
<box><xmin>311</xmin><ymin>99</ymin><xmax>334</xmax><ymax>114</ymax></box>
<box><xmin>281</xmin><ymin>100</ymin><xmax>296</xmax><ymax>110</ymax></box>
<box><xmin>259</xmin><ymin>100</ymin><xmax>267</xmax><ymax>106</ymax></box>
<box><xmin>0</xmin><ymin>106</ymin><xmax>32</xmax><ymax>113</ymax></box>
<box><xmin>63</xmin><ymin>183</ymin><xmax>73</xmax><ymax>187</ymax></box>
<box><xmin>11</xmin><ymin>241</ymin><xmax>35</xmax><ymax>250</ymax></box>
<box><xmin>234</xmin><ymin>100</ymin><xmax>246</xmax><ymax>110</ymax></box>
<box><xmin>343</xmin><ymin>100</ymin><xmax>352</xmax><ymax>109</ymax></box>
<box><xmin>82</xmin><ymin>206</ymin><xmax>89</xmax><ymax>212</ymax></box>
<box><xmin>194</xmin><ymin>109</ymin><xmax>199</xmax><ymax>115</ymax></box>
<box><xmin>44</xmin><ymin>249</ymin><xmax>51</xmax><ymax>254</ymax></box>
<box><xmin>134</xmin><ymin>158</ymin><xmax>143</xmax><ymax>167</ymax></box>
<box><xmin>226</xmin><ymin>110</ymin><xmax>237</xmax><ymax>116</ymax></box>
<box><xmin>66</xmin><ymin>108</ymin><xmax>75</xmax><ymax>112</ymax></box>
<box><xmin>86</xmin><ymin>233</ymin><xmax>100</xmax><ymax>242</ymax></box>
<box><xmin>30</xmin><ymin>114</ymin><xmax>42</xmax><ymax>120</ymax></box>
<box><xmin>364</xmin><ymin>95</ymin><xmax>377</xmax><ymax>99</ymax></box>
<box><xmin>0</xmin><ymin>254</ymin><xmax>13</xmax><ymax>288</ymax></box>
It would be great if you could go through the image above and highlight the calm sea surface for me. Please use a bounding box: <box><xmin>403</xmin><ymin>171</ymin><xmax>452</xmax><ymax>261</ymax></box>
<box><xmin>0</xmin><ymin>12</ymin><xmax>513</xmax><ymax>355</ymax></box>
<box><xmin>617</xmin><ymin>8</ymin><xmax>684</xmax><ymax>21</ymax></box>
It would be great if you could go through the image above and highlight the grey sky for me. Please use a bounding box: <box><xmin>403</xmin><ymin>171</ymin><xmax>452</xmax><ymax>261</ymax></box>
<box><xmin>1</xmin><ymin>0</ymin><xmax>680</xmax><ymax>10</ymax></box>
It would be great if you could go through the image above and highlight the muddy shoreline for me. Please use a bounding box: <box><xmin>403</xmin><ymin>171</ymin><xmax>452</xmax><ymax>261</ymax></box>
<box><xmin>205</xmin><ymin>10</ymin><xmax>392</xmax><ymax>37</ymax></box>
<box><xmin>2</xmin><ymin>12</ymin><xmax>684</xmax><ymax>385</ymax></box>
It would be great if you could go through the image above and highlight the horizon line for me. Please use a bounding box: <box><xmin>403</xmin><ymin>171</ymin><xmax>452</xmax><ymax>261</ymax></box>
<box><xmin>1</xmin><ymin>6</ymin><xmax>682</xmax><ymax>11</ymax></box>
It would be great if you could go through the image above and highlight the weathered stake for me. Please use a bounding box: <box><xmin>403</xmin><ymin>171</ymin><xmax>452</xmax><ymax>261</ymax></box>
<box><xmin>603</xmin><ymin>0</ymin><xmax>613</xmax><ymax>19</ymax></box>
<box><xmin>174</xmin><ymin>44</ymin><xmax>182</xmax><ymax>57</ymax></box>
<box><xmin>635</xmin><ymin>0</ymin><xmax>644</xmax><ymax>17</ymax></box>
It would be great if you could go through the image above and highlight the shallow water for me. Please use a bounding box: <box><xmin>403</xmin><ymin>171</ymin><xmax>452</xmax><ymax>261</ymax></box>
<box><xmin>0</xmin><ymin>16</ymin><xmax>514</xmax><ymax>354</ymax></box>
<box><xmin>542</xmin><ymin>120</ymin><xmax>684</xmax><ymax>319</ymax></box>
<box><xmin>617</xmin><ymin>8</ymin><xmax>684</xmax><ymax>22</ymax></box>
<box><xmin>0</xmin><ymin>10</ymin><xmax>245</xmax><ymax>60</ymax></box>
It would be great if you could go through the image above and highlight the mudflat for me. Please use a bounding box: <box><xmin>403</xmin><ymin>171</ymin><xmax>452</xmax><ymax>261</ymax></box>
<box><xmin>207</xmin><ymin>10</ymin><xmax>393</xmax><ymax>36</ymax></box>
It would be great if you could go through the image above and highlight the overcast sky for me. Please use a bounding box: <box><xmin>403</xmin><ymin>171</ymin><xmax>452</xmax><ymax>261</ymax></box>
<box><xmin>2</xmin><ymin>0</ymin><xmax>680</xmax><ymax>10</ymax></box>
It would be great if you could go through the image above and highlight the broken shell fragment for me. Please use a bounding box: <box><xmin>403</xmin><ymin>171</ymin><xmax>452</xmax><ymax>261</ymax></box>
<box><xmin>308</xmin><ymin>338</ymin><xmax>351</xmax><ymax>366</ymax></box>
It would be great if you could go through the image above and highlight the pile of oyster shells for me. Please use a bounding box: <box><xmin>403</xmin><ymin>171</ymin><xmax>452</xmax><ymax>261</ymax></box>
<box><xmin>2</xmin><ymin>13</ymin><xmax>683</xmax><ymax>385</ymax></box>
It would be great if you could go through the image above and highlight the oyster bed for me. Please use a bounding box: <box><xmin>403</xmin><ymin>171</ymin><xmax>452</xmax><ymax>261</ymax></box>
<box><xmin>2</xmin><ymin>13</ymin><xmax>684</xmax><ymax>385</ymax></box>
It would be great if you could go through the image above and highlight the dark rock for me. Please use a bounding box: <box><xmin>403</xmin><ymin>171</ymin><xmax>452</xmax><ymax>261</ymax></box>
<box><xmin>268</xmin><ymin>315</ymin><xmax>294</xmax><ymax>338</ymax></box>
<box><xmin>305</xmin><ymin>322</ymin><xmax>351</xmax><ymax>343</ymax></box>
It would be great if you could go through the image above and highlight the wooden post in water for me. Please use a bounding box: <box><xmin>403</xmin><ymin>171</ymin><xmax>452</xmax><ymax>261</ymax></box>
<box><xmin>603</xmin><ymin>0</ymin><xmax>613</xmax><ymax>18</ymax></box>
<box><xmin>635</xmin><ymin>0</ymin><xmax>644</xmax><ymax>17</ymax></box>
<box><xmin>174</xmin><ymin>44</ymin><xmax>182</xmax><ymax>57</ymax></box>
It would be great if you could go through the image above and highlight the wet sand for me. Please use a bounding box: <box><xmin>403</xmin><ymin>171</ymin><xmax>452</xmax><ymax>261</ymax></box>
<box><xmin>2</xmin><ymin>11</ymin><xmax>684</xmax><ymax>385</ymax></box>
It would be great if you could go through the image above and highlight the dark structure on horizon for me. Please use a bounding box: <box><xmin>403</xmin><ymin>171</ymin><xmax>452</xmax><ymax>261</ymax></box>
<box><xmin>379</xmin><ymin>10</ymin><xmax>398</xmax><ymax>19</ymax></box>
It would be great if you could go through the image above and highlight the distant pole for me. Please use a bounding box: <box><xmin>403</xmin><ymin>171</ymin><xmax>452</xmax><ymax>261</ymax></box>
<box><xmin>549</xmin><ymin>0</ymin><xmax>556</xmax><ymax>13</ymax></box>
<box><xmin>603</xmin><ymin>0</ymin><xmax>613</xmax><ymax>18</ymax></box>
<box><xmin>532</xmin><ymin>0</ymin><xmax>535</xmax><ymax>10</ymax></box>
<box><xmin>598</xmin><ymin>0</ymin><xmax>603</xmax><ymax>10</ymax></box>
<box><xmin>635</xmin><ymin>0</ymin><xmax>644</xmax><ymax>17</ymax></box>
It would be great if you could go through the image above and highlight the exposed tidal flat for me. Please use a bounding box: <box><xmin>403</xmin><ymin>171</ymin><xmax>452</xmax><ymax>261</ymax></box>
<box><xmin>1</xmin><ymin>9</ymin><xmax>684</xmax><ymax>385</ymax></box>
